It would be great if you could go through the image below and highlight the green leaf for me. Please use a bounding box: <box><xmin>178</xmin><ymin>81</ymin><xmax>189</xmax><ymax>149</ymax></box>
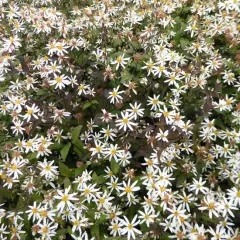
<box><xmin>60</xmin><ymin>142</ymin><xmax>71</xmax><ymax>161</ymax></box>
<box><xmin>67</xmin><ymin>226</ymin><xmax>72</xmax><ymax>235</ymax></box>
<box><xmin>86</xmin><ymin>210</ymin><xmax>95</xmax><ymax>220</ymax></box>
<box><xmin>16</xmin><ymin>195</ymin><xmax>25</xmax><ymax>209</ymax></box>
<box><xmin>0</xmin><ymin>135</ymin><xmax>6</xmax><ymax>143</ymax></box>
<box><xmin>106</xmin><ymin>238</ymin><xmax>128</xmax><ymax>240</ymax></box>
<box><xmin>92</xmin><ymin>172</ymin><xmax>98</xmax><ymax>180</ymax></box>
<box><xmin>91</xmin><ymin>224</ymin><xmax>100</xmax><ymax>239</ymax></box>
<box><xmin>206</xmin><ymin>38</ymin><xmax>214</xmax><ymax>44</ymax></box>
<box><xmin>23</xmin><ymin>213</ymin><xmax>31</xmax><ymax>233</ymax></box>
<box><xmin>26</xmin><ymin>152</ymin><xmax>37</xmax><ymax>160</ymax></box>
<box><xmin>36</xmin><ymin>90</ymin><xmax>47</xmax><ymax>96</ymax></box>
<box><xmin>59</xmin><ymin>162</ymin><xmax>72</xmax><ymax>178</ymax></box>
<box><xmin>73</xmin><ymin>139</ymin><xmax>85</xmax><ymax>153</ymax></box>
<box><xmin>202</xmin><ymin>214</ymin><xmax>218</xmax><ymax>223</ymax></box>
<box><xmin>161</xmin><ymin>232</ymin><xmax>171</xmax><ymax>240</ymax></box>
<box><xmin>215</xmin><ymin>119</ymin><xmax>225</xmax><ymax>130</ymax></box>
<box><xmin>122</xmin><ymin>72</ymin><xmax>133</xmax><ymax>81</ymax></box>
<box><xmin>131</xmin><ymin>40</ymin><xmax>140</xmax><ymax>49</ymax></box>
<box><xmin>73</xmin><ymin>146</ymin><xmax>83</xmax><ymax>157</ymax></box>
<box><xmin>83</xmin><ymin>101</ymin><xmax>92</xmax><ymax>110</ymax></box>
<box><xmin>75</xmin><ymin>165</ymin><xmax>87</xmax><ymax>177</ymax></box>
<box><xmin>32</xmin><ymin>193</ymin><xmax>43</xmax><ymax>202</ymax></box>
<box><xmin>111</xmin><ymin>159</ymin><xmax>120</xmax><ymax>174</ymax></box>
<box><xmin>140</xmin><ymin>222</ymin><xmax>148</xmax><ymax>233</ymax></box>
<box><xmin>0</xmin><ymin>188</ymin><xmax>13</xmax><ymax>200</ymax></box>
<box><xmin>63</xmin><ymin>177</ymin><xmax>71</xmax><ymax>188</ymax></box>
<box><xmin>180</xmin><ymin>38</ymin><xmax>190</xmax><ymax>48</ymax></box>
<box><xmin>71</xmin><ymin>125</ymin><xmax>82</xmax><ymax>144</ymax></box>
<box><xmin>96</xmin><ymin>174</ymin><xmax>107</xmax><ymax>184</ymax></box>
<box><xmin>57</xmin><ymin>228</ymin><xmax>67</xmax><ymax>237</ymax></box>
<box><xmin>113</xmin><ymin>38</ymin><xmax>121</xmax><ymax>47</ymax></box>
<box><xmin>75</xmin><ymin>52</ymin><xmax>85</xmax><ymax>66</ymax></box>
<box><xmin>96</xmin><ymin>214</ymin><xmax>107</xmax><ymax>224</ymax></box>
<box><xmin>91</xmin><ymin>99</ymin><xmax>98</xmax><ymax>105</ymax></box>
<box><xmin>176</xmin><ymin>173</ymin><xmax>188</xmax><ymax>187</ymax></box>
<box><xmin>49</xmin><ymin>143</ymin><xmax>63</xmax><ymax>150</ymax></box>
<box><xmin>127</xmin><ymin>203</ymin><xmax>140</xmax><ymax>221</ymax></box>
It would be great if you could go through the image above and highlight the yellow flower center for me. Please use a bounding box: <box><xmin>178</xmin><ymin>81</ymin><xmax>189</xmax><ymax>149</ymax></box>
<box><xmin>45</xmin><ymin>165</ymin><xmax>51</xmax><ymax>171</ymax></box>
<box><xmin>112</xmin><ymin>91</ymin><xmax>117</xmax><ymax>97</ymax></box>
<box><xmin>116</xmin><ymin>57</ymin><xmax>122</xmax><ymax>63</ymax></box>
<box><xmin>160</xmin><ymin>186</ymin><xmax>165</xmax><ymax>192</ymax></box>
<box><xmin>208</xmin><ymin>203</ymin><xmax>215</xmax><ymax>209</ymax></box>
<box><xmin>1</xmin><ymin>172</ymin><xmax>6</xmax><ymax>180</ymax></box>
<box><xmin>11</xmin><ymin>164</ymin><xmax>17</xmax><ymax>171</ymax></box>
<box><xmin>147</xmin><ymin>63</ymin><xmax>153</xmax><ymax>69</ymax></box>
<box><xmin>147</xmin><ymin>159</ymin><xmax>153</xmax><ymax>165</ymax></box>
<box><xmin>125</xmin><ymin>186</ymin><xmax>132</xmax><ymax>193</ymax></box>
<box><xmin>226</xmin><ymin>99</ymin><xmax>231</xmax><ymax>105</ymax></box>
<box><xmin>6</xmin><ymin>178</ymin><xmax>13</xmax><ymax>183</ymax></box>
<box><xmin>84</xmin><ymin>189</ymin><xmax>90</xmax><ymax>194</ymax></box>
<box><xmin>113</xmin><ymin>224</ymin><xmax>119</xmax><ymax>230</ymax></box>
<box><xmin>32</xmin><ymin>208</ymin><xmax>38</xmax><ymax>214</ymax></box>
<box><xmin>74</xmin><ymin>220</ymin><xmax>79</xmax><ymax>226</ymax></box>
<box><xmin>167</xmin><ymin>161</ymin><xmax>172</xmax><ymax>166</ymax></box>
<box><xmin>62</xmin><ymin>195</ymin><xmax>69</xmax><ymax>202</ymax></box>
<box><xmin>122</xmin><ymin>118</ymin><xmax>129</xmax><ymax>124</ymax></box>
<box><xmin>174</xmin><ymin>211</ymin><xmax>179</xmax><ymax>216</ymax></box>
<box><xmin>180</xmin><ymin>217</ymin><xmax>185</xmax><ymax>223</ymax></box>
<box><xmin>163</xmin><ymin>111</ymin><xmax>169</xmax><ymax>117</ymax></box>
<box><xmin>177</xmin><ymin>231</ymin><xmax>183</xmax><ymax>239</ymax></box>
<box><xmin>96</xmin><ymin>146</ymin><xmax>102</xmax><ymax>152</ymax></box>
<box><xmin>42</xmin><ymin>226</ymin><xmax>48</xmax><ymax>233</ymax></box>
<box><xmin>27</xmin><ymin>109</ymin><xmax>33</xmax><ymax>115</ymax></box>
<box><xmin>128</xmin><ymin>224</ymin><xmax>133</xmax><ymax>230</ymax></box>
<box><xmin>18</xmin><ymin>143</ymin><xmax>23</xmax><ymax>148</ymax></box>
<box><xmin>159</xmin><ymin>66</ymin><xmax>165</xmax><ymax>71</ymax></box>
<box><xmin>40</xmin><ymin>210</ymin><xmax>47</xmax><ymax>217</ymax></box>
<box><xmin>111</xmin><ymin>149</ymin><xmax>117</xmax><ymax>155</ymax></box>
<box><xmin>9</xmin><ymin>37</ymin><xmax>15</xmax><ymax>43</ymax></box>
<box><xmin>56</xmin><ymin>77</ymin><xmax>62</xmax><ymax>83</ymax></box>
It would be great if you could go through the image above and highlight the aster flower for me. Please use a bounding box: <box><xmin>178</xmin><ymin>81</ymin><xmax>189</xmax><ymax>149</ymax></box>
<box><xmin>54</xmin><ymin>186</ymin><xmax>78</xmax><ymax>212</ymax></box>
<box><xmin>120</xmin><ymin>215</ymin><xmax>142</xmax><ymax>240</ymax></box>
<box><xmin>111</xmin><ymin>54</ymin><xmax>130</xmax><ymax>70</ymax></box>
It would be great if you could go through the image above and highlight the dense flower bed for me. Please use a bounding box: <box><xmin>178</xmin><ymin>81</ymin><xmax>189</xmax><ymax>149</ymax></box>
<box><xmin>0</xmin><ymin>0</ymin><xmax>240</xmax><ymax>239</ymax></box>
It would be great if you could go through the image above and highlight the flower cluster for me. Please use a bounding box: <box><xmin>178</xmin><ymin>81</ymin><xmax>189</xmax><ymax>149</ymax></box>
<box><xmin>0</xmin><ymin>0</ymin><xmax>240</xmax><ymax>239</ymax></box>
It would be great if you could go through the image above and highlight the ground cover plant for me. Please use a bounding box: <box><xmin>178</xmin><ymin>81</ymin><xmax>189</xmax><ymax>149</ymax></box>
<box><xmin>0</xmin><ymin>0</ymin><xmax>240</xmax><ymax>239</ymax></box>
